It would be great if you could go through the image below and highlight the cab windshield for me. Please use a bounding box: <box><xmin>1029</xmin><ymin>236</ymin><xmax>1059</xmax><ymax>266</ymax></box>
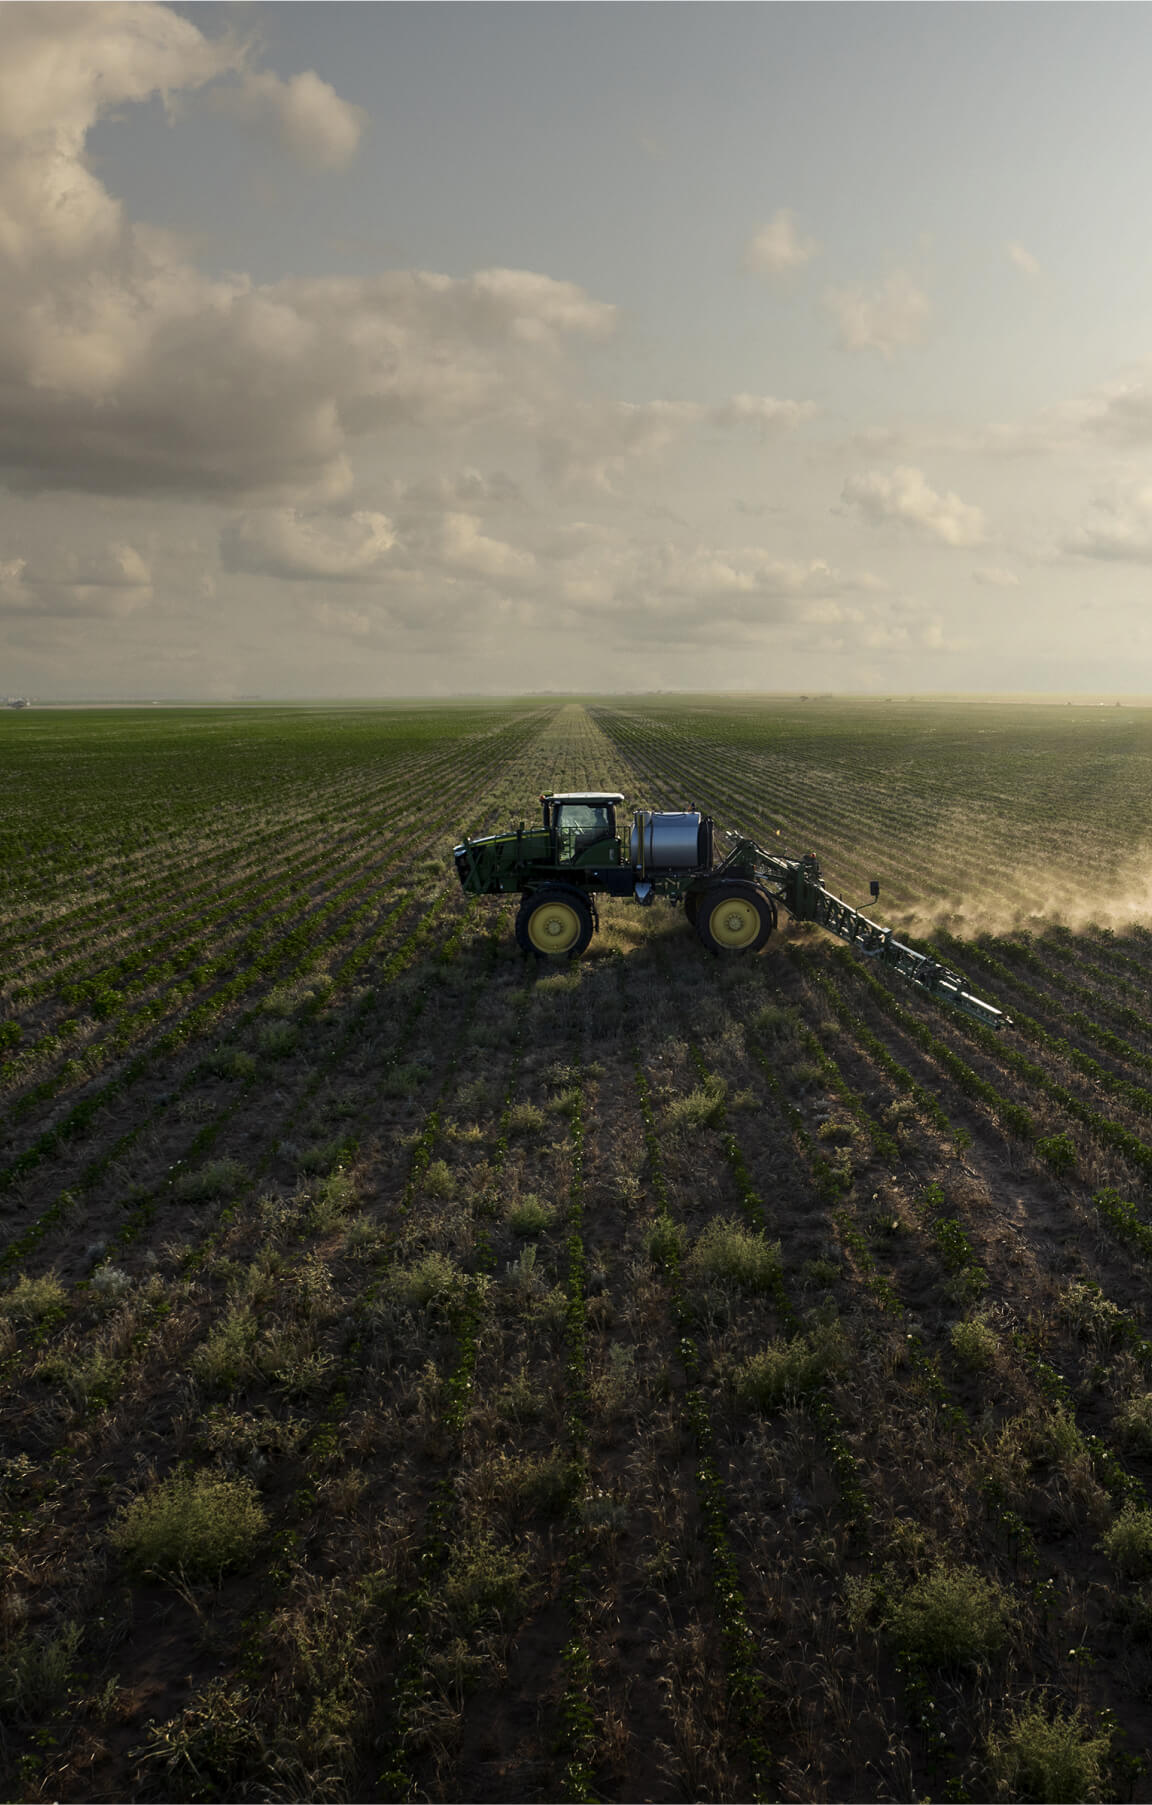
<box><xmin>557</xmin><ymin>803</ymin><xmax>613</xmax><ymax>861</ymax></box>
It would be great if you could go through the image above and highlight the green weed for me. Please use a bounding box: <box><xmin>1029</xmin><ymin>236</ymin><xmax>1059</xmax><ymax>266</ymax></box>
<box><xmin>950</xmin><ymin>1314</ymin><xmax>1000</xmax><ymax>1371</ymax></box>
<box><xmin>172</xmin><ymin>1159</ymin><xmax>247</xmax><ymax>1204</ymax></box>
<box><xmin>1115</xmin><ymin>1392</ymin><xmax>1152</xmax><ymax>1454</ymax></box>
<box><xmin>258</xmin><ymin>1020</ymin><xmax>299</xmax><ymax>1058</ymax></box>
<box><xmin>646</xmin><ymin>1214</ymin><xmax>686</xmax><ymax>1268</ymax></box>
<box><xmin>110</xmin><ymin>1471</ymin><xmax>266</xmax><ymax>1578</ymax></box>
<box><xmin>1098</xmin><ymin>1503</ymin><xmax>1152</xmax><ymax>1576</ymax></box>
<box><xmin>1</xmin><ymin>1271</ymin><xmax>68</xmax><ymax>1322</ymax></box>
<box><xmin>0</xmin><ymin>1618</ymin><xmax>82</xmax><ymax>1720</ymax></box>
<box><xmin>440</xmin><ymin>1532</ymin><xmax>530</xmax><ymax>1629</ymax></box>
<box><xmin>505</xmin><ymin>1101</ymin><xmax>546</xmax><ymax>1137</ymax></box>
<box><xmin>666</xmin><ymin>1078</ymin><xmax>727</xmax><ymax>1131</ymax></box>
<box><xmin>129</xmin><ymin>1678</ymin><xmax>267</xmax><ymax>1802</ymax></box>
<box><xmin>986</xmin><ymin>1701</ymin><xmax>1112</xmax><ymax>1803</ymax></box>
<box><xmin>686</xmin><ymin>1217</ymin><xmax>782</xmax><ymax>1292</ymax></box>
<box><xmin>732</xmin><ymin>1324</ymin><xmax>847</xmax><ymax>1411</ymax></box>
<box><xmin>886</xmin><ymin>1563</ymin><xmax>1011</xmax><ymax>1665</ymax></box>
<box><xmin>507</xmin><ymin>1194</ymin><xmax>554</xmax><ymax>1236</ymax></box>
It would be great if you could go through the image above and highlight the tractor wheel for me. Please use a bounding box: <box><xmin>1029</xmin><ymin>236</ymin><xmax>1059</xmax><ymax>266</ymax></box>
<box><xmin>684</xmin><ymin>891</ymin><xmax>700</xmax><ymax>926</ymax></box>
<box><xmin>516</xmin><ymin>889</ymin><xmax>594</xmax><ymax>960</ymax></box>
<box><xmin>695</xmin><ymin>882</ymin><xmax>775</xmax><ymax>954</ymax></box>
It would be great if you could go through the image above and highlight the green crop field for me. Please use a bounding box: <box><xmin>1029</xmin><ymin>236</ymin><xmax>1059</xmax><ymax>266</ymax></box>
<box><xmin>5</xmin><ymin>696</ymin><xmax>1152</xmax><ymax>1802</ymax></box>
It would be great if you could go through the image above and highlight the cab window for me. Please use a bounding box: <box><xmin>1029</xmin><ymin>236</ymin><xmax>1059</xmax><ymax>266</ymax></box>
<box><xmin>556</xmin><ymin>804</ymin><xmax>612</xmax><ymax>862</ymax></box>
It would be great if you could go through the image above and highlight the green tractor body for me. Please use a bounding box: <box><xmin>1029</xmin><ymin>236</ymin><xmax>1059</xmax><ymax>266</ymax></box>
<box><xmin>454</xmin><ymin>790</ymin><xmax>1008</xmax><ymax>1028</ymax></box>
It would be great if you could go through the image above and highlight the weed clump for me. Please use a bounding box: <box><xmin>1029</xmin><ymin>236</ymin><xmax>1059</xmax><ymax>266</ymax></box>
<box><xmin>1115</xmin><ymin>1392</ymin><xmax>1152</xmax><ymax>1454</ymax></box>
<box><xmin>257</xmin><ymin>1020</ymin><xmax>298</xmax><ymax>1058</ymax></box>
<box><xmin>646</xmin><ymin>1214</ymin><xmax>685</xmax><ymax>1268</ymax></box>
<box><xmin>389</xmin><ymin>1252</ymin><xmax>473</xmax><ymax>1314</ymax></box>
<box><xmin>666</xmin><ymin>1078</ymin><xmax>726</xmax><ymax>1132</ymax></box>
<box><xmin>1098</xmin><ymin>1503</ymin><xmax>1152</xmax><ymax>1576</ymax></box>
<box><xmin>732</xmin><ymin>1323</ymin><xmax>847</xmax><ymax>1411</ymax></box>
<box><xmin>0</xmin><ymin>1620</ymin><xmax>82</xmax><ymax>1720</ymax></box>
<box><xmin>686</xmin><ymin>1218</ymin><xmax>782</xmax><ymax>1292</ymax></box>
<box><xmin>886</xmin><ymin>1563</ymin><xmax>1011</xmax><ymax>1666</ymax></box>
<box><xmin>507</xmin><ymin>1194</ymin><xmax>554</xmax><ymax>1236</ymax></box>
<box><xmin>1060</xmin><ymin>1281</ymin><xmax>1126</xmax><ymax>1348</ymax></box>
<box><xmin>986</xmin><ymin>1701</ymin><xmax>1112</xmax><ymax>1803</ymax></box>
<box><xmin>474</xmin><ymin>1450</ymin><xmax>578</xmax><ymax>1518</ymax></box>
<box><xmin>505</xmin><ymin>1102</ymin><xmax>546</xmax><ymax>1137</ymax></box>
<box><xmin>110</xmin><ymin>1471</ymin><xmax>266</xmax><ymax>1578</ymax></box>
<box><xmin>441</xmin><ymin>1532</ymin><xmax>530</xmax><ymax>1628</ymax></box>
<box><xmin>172</xmin><ymin>1159</ymin><xmax>247</xmax><ymax>1204</ymax></box>
<box><xmin>421</xmin><ymin>1158</ymin><xmax>456</xmax><ymax>1200</ymax></box>
<box><xmin>0</xmin><ymin>1271</ymin><xmax>67</xmax><ymax>1323</ymax></box>
<box><xmin>130</xmin><ymin>1677</ymin><xmax>264</xmax><ymax>1802</ymax></box>
<box><xmin>950</xmin><ymin>1314</ymin><xmax>999</xmax><ymax>1371</ymax></box>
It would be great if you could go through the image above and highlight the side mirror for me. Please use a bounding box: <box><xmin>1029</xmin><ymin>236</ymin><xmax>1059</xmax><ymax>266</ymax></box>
<box><xmin>870</xmin><ymin>879</ymin><xmax>880</xmax><ymax>901</ymax></box>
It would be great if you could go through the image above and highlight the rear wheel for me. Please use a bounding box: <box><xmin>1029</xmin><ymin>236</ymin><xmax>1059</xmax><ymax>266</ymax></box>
<box><xmin>516</xmin><ymin>888</ymin><xmax>594</xmax><ymax>960</ymax></box>
<box><xmin>684</xmin><ymin>891</ymin><xmax>700</xmax><ymax>926</ymax></box>
<box><xmin>695</xmin><ymin>882</ymin><xmax>774</xmax><ymax>954</ymax></box>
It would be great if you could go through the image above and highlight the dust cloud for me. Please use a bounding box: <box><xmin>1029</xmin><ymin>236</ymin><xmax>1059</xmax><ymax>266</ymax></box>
<box><xmin>894</xmin><ymin>854</ymin><xmax>1152</xmax><ymax>943</ymax></box>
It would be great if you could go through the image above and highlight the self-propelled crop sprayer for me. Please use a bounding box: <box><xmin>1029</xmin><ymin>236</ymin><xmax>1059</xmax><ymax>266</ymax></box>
<box><xmin>454</xmin><ymin>791</ymin><xmax>1007</xmax><ymax>1029</ymax></box>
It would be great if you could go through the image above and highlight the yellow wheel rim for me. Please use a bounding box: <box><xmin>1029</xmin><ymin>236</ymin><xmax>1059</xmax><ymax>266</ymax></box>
<box><xmin>528</xmin><ymin>899</ymin><xmax>582</xmax><ymax>954</ymax></box>
<box><xmin>708</xmin><ymin>895</ymin><xmax>760</xmax><ymax>949</ymax></box>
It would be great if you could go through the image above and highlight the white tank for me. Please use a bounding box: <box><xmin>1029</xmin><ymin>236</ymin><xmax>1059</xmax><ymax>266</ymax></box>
<box><xmin>630</xmin><ymin>811</ymin><xmax>704</xmax><ymax>870</ymax></box>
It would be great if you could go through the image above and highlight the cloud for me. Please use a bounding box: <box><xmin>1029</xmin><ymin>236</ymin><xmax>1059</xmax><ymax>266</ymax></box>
<box><xmin>841</xmin><ymin>467</ymin><xmax>985</xmax><ymax>546</ymax></box>
<box><xmin>437</xmin><ymin>513</ymin><xmax>536</xmax><ymax>580</ymax></box>
<box><xmin>538</xmin><ymin>392</ymin><xmax>812</xmax><ymax>491</ymax></box>
<box><xmin>220</xmin><ymin>509</ymin><xmax>397</xmax><ymax>580</ymax></box>
<box><xmin>824</xmin><ymin>270</ymin><xmax>931</xmax><ymax>357</ymax></box>
<box><xmin>1006</xmin><ymin>242</ymin><xmax>1041</xmax><ymax>278</ymax></box>
<box><xmin>707</xmin><ymin>393</ymin><xmax>816</xmax><ymax>431</ymax></box>
<box><xmin>384</xmin><ymin>468</ymin><xmax>523</xmax><ymax>513</ymax></box>
<box><xmin>1082</xmin><ymin>381</ymin><xmax>1152</xmax><ymax>448</ymax></box>
<box><xmin>1065</xmin><ymin>487</ymin><xmax>1152</xmax><ymax>563</ymax></box>
<box><xmin>972</xmin><ymin>566</ymin><xmax>1021</xmax><ymax>587</ymax></box>
<box><xmin>207</xmin><ymin>69</ymin><xmax>366</xmax><ymax>168</ymax></box>
<box><xmin>744</xmin><ymin>209</ymin><xmax>817</xmax><ymax>274</ymax></box>
<box><xmin>0</xmin><ymin>4</ymin><xmax>616</xmax><ymax>505</ymax></box>
<box><xmin>0</xmin><ymin>540</ymin><xmax>153</xmax><ymax>614</ymax></box>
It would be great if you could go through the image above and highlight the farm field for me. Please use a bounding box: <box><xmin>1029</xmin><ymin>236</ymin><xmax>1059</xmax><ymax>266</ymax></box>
<box><xmin>5</xmin><ymin>696</ymin><xmax>1152</xmax><ymax>1800</ymax></box>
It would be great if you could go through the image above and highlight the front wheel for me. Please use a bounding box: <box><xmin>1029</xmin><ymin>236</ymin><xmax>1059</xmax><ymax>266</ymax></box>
<box><xmin>695</xmin><ymin>882</ymin><xmax>775</xmax><ymax>954</ymax></box>
<box><xmin>515</xmin><ymin>889</ymin><xmax>594</xmax><ymax>960</ymax></box>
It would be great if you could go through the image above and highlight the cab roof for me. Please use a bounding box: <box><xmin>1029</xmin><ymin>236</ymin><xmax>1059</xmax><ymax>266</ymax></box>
<box><xmin>542</xmin><ymin>791</ymin><xmax>625</xmax><ymax>805</ymax></box>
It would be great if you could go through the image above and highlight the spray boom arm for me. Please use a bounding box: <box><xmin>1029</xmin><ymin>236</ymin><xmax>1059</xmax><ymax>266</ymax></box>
<box><xmin>719</xmin><ymin>839</ymin><xmax>1008</xmax><ymax>1030</ymax></box>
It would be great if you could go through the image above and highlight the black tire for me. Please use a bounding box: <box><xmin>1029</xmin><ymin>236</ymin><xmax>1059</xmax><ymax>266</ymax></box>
<box><xmin>695</xmin><ymin>882</ymin><xmax>775</xmax><ymax>954</ymax></box>
<box><xmin>515</xmin><ymin>888</ymin><xmax>594</xmax><ymax>960</ymax></box>
<box><xmin>684</xmin><ymin>892</ymin><xmax>700</xmax><ymax>926</ymax></box>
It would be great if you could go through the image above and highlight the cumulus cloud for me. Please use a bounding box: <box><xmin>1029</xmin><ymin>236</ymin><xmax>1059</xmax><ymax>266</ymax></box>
<box><xmin>1082</xmin><ymin>381</ymin><xmax>1152</xmax><ymax>448</ymax></box>
<box><xmin>437</xmin><ymin>513</ymin><xmax>536</xmax><ymax>580</ymax></box>
<box><xmin>0</xmin><ymin>4</ymin><xmax>616</xmax><ymax>505</ymax></box>
<box><xmin>825</xmin><ymin>270</ymin><xmax>931</xmax><ymax>356</ymax></box>
<box><xmin>1065</xmin><ymin>488</ymin><xmax>1152</xmax><ymax>563</ymax></box>
<box><xmin>1006</xmin><ymin>242</ymin><xmax>1041</xmax><ymax>278</ymax></box>
<box><xmin>220</xmin><ymin>509</ymin><xmax>396</xmax><ymax>580</ymax></box>
<box><xmin>384</xmin><ymin>468</ymin><xmax>523</xmax><ymax>513</ymax></box>
<box><xmin>744</xmin><ymin>209</ymin><xmax>817</xmax><ymax>274</ymax></box>
<box><xmin>0</xmin><ymin>540</ymin><xmax>153</xmax><ymax>614</ymax></box>
<box><xmin>841</xmin><ymin>467</ymin><xmax>985</xmax><ymax>546</ymax></box>
<box><xmin>538</xmin><ymin>392</ymin><xmax>812</xmax><ymax>491</ymax></box>
<box><xmin>207</xmin><ymin>69</ymin><xmax>366</xmax><ymax>168</ymax></box>
<box><xmin>707</xmin><ymin>393</ymin><xmax>816</xmax><ymax>430</ymax></box>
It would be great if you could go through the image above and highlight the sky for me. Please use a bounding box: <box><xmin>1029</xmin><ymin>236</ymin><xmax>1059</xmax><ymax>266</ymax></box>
<box><xmin>4</xmin><ymin>2</ymin><xmax>1152</xmax><ymax>699</ymax></box>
